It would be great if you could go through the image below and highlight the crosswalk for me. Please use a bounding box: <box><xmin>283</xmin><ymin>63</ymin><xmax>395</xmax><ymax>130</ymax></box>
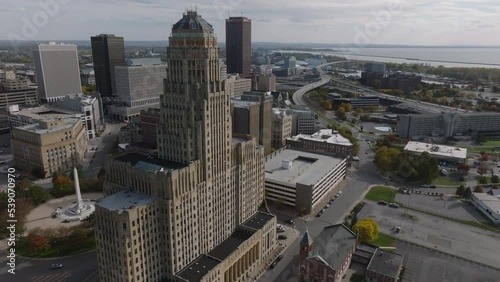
<box><xmin>31</xmin><ymin>271</ymin><xmax>71</xmax><ymax>282</ymax></box>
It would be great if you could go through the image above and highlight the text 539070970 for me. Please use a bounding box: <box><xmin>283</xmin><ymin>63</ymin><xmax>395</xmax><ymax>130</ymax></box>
<box><xmin>6</xmin><ymin>167</ymin><xmax>17</xmax><ymax>275</ymax></box>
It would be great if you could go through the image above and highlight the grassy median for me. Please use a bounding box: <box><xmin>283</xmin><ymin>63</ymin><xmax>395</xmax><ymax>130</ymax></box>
<box><xmin>365</xmin><ymin>186</ymin><xmax>397</xmax><ymax>203</ymax></box>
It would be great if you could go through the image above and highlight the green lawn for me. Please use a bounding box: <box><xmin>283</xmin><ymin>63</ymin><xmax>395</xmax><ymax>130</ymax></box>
<box><xmin>372</xmin><ymin>233</ymin><xmax>397</xmax><ymax>247</ymax></box>
<box><xmin>365</xmin><ymin>186</ymin><xmax>397</xmax><ymax>202</ymax></box>
<box><xmin>481</xmin><ymin>140</ymin><xmax>500</xmax><ymax>146</ymax></box>
<box><xmin>433</xmin><ymin>176</ymin><xmax>463</xmax><ymax>186</ymax></box>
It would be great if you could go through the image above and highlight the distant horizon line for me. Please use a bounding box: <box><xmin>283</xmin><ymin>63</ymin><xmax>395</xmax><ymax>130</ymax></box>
<box><xmin>0</xmin><ymin>39</ymin><xmax>499</xmax><ymax>48</ymax></box>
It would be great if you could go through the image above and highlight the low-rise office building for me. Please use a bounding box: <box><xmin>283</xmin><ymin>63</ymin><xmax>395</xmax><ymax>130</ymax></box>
<box><xmin>11</xmin><ymin>116</ymin><xmax>86</xmax><ymax>177</ymax></box>
<box><xmin>285</xmin><ymin>106</ymin><xmax>317</xmax><ymax>135</ymax></box>
<box><xmin>0</xmin><ymin>78</ymin><xmax>38</xmax><ymax>108</ymax></box>
<box><xmin>225</xmin><ymin>74</ymin><xmax>252</xmax><ymax>97</ymax></box>
<box><xmin>398</xmin><ymin>112</ymin><xmax>500</xmax><ymax>140</ymax></box>
<box><xmin>403</xmin><ymin>141</ymin><xmax>467</xmax><ymax>164</ymax></box>
<box><xmin>264</xmin><ymin>148</ymin><xmax>347</xmax><ymax>213</ymax></box>
<box><xmin>471</xmin><ymin>190</ymin><xmax>500</xmax><ymax>226</ymax></box>
<box><xmin>8</xmin><ymin>93</ymin><xmax>103</xmax><ymax>139</ymax></box>
<box><xmin>366</xmin><ymin>249</ymin><xmax>403</xmax><ymax>282</ymax></box>
<box><xmin>287</xmin><ymin>129</ymin><xmax>353</xmax><ymax>159</ymax></box>
<box><xmin>271</xmin><ymin>109</ymin><xmax>292</xmax><ymax>150</ymax></box>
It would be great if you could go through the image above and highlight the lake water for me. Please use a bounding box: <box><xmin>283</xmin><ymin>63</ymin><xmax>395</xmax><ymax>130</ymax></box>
<box><xmin>281</xmin><ymin>47</ymin><xmax>500</xmax><ymax>69</ymax></box>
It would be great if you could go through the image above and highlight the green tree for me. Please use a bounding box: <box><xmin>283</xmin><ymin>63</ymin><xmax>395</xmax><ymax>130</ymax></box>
<box><xmin>374</xmin><ymin>146</ymin><xmax>400</xmax><ymax>174</ymax></box>
<box><xmin>372</xmin><ymin>79</ymin><xmax>381</xmax><ymax>89</ymax></box>
<box><xmin>335</xmin><ymin>107</ymin><xmax>347</xmax><ymax>120</ymax></box>
<box><xmin>352</xmin><ymin>218</ymin><xmax>380</xmax><ymax>243</ymax></box>
<box><xmin>415</xmin><ymin>152</ymin><xmax>439</xmax><ymax>183</ymax></box>
<box><xmin>463</xmin><ymin>187</ymin><xmax>473</xmax><ymax>199</ymax></box>
<box><xmin>456</xmin><ymin>185</ymin><xmax>465</xmax><ymax>196</ymax></box>
<box><xmin>27</xmin><ymin>185</ymin><xmax>49</xmax><ymax>205</ymax></box>
<box><xmin>492</xmin><ymin>175</ymin><xmax>499</xmax><ymax>184</ymax></box>
<box><xmin>340</xmin><ymin>103</ymin><xmax>353</xmax><ymax>112</ymax></box>
<box><xmin>474</xmin><ymin>185</ymin><xmax>484</xmax><ymax>193</ymax></box>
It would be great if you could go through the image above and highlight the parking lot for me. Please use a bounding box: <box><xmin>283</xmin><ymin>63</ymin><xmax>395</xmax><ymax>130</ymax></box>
<box><xmin>397</xmin><ymin>240</ymin><xmax>500</xmax><ymax>282</ymax></box>
<box><xmin>395</xmin><ymin>193</ymin><xmax>488</xmax><ymax>223</ymax></box>
<box><xmin>358</xmin><ymin>201</ymin><xmax>500</xmax><ymax>269</ymax></box>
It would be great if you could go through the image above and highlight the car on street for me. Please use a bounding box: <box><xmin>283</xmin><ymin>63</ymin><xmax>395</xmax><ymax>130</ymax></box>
<box><xmin>389</xmin><ymin>203</ymin><xmax>399</xmax><ymax>208</ymax></box>
<box><xmin>421</xmin><ymin>184</ymin><xmax>430</xmax><ymax>188</ymax></box>
<box><xmin>429</xmin><ymin>185</ymin><xmax>437</xmax><ymax>188</ymax></box>
<box><xmin>51</xmin><ymin>263</ymin><xmax>63</xmax><ymax>269</ymax></box>
<box><xmin>278</xmin><ymin>235</ymin><xmax>287</xmax><ymax>240</ymax></box>
<box><xmin>276</xmin><ymin>255</ymin><xmax>283</xmax><ymax>261</ymax></box>
<box><xmin>286</xmin><ymin>220</ymin><xmax>295</xmax><ymax>225</ymax></box>
<box><xmin>329</xmin><ymin>200</ymin><xmax>334</xmax><ymax>204</ymax></box>
<box><xmin>378</xmin><ymin>201</ymin><xmax>388</xmax><ymax>206</ymax></box>
<box><xmin>269</xmin><ymin>261</ymin><xmax>277</xmax><ymax>270</ymax></box>
<box><xmin>325</xmin><ymin>204</ymin><xmax>330</xmax><ymax>208</ymax></box>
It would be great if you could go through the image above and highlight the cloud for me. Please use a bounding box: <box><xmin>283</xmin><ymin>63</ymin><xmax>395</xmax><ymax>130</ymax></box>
<box><xmin>1</xmin><ymin>0</ymin><xmax>500</xmax><ymax>45</ymax></box>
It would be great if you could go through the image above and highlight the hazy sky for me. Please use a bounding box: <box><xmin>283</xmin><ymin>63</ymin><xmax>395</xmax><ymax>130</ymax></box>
<box><xmin>2</xmin><ymin>0</ymin><xmax>500</xmax><ymax>45</ymax></box>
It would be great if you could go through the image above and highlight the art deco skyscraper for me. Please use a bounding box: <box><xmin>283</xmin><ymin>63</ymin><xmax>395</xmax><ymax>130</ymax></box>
<box><xmin>225</xmin><ymin>16</ymin><xmax>252</xmax><ymax>77</ymax></box>
<box><xmin>95</xmin><ymin>11</ymin><xmax>277</xmax><ymax>282</ymax></box>
<box><xmin>91</xmin><ymin>34</ymin><xmax>126</xmax><ymax>98</ymax></box>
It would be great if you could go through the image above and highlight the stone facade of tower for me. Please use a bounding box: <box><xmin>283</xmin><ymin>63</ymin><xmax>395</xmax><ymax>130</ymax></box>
<box><xmin>95</xmin><ymin>11</ymin><xmax>277</xmax><ymax>282</ymax></box>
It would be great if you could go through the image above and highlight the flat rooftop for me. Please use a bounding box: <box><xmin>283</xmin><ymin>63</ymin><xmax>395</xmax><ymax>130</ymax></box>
<box><xmin>265</xmin><ymin>148</ymin><xmax>344</xmax><ymax>186</ymax></box>
<box><xmin>241</xmin><ymin>211</ymin><xmax>275</xmax><ymax>230</ymax></box>
<box><xmin>16</xmin><ymin>116</ymin><xmax>80</xmax><ymax>134</ymax></box>
<box><xmin>367</xmin><ymin>249</ymin><xmax>403</xmax><ymax>278</ymax></box>
<box><xmin>114</xmin><ymin>153</ymin><xmax>186</xmax><ymax>172</ymax></box>
<box><xmin>404</xmin><ymin>141</ymin><xmax>467</xmax><ymax>160</ymax></box>
<box><xmin>208</xmin><ymin>230</ymin><xmax>253</xmax><ymax>261</ymax></box>
<box><xmin>176</xmin><ymin>254</ymin><xmax>221</xmax><ymax>282</ymax></box>
<box><xmin>288</xmin><ymin>129</ymin><xmax>352</xmax><ymax>147</ymax></box>
<box><xmin>10</xmin><ymin>105</ymin><xmax>81</xmax><ymax>120</ymax></box>
<box><xmin>231</xmin><ymin>98</ymin><xmax>260</xmax><ymax>109</ymax></box>
<box><xmin>96</xmin><ymin>190</ymin><xmax>156</xmax><ymax>212</ymax></box>
<box><xmin>473</xmin><ymin>193</ymin><xmax>500</xmax><ymax>215</ymax></box>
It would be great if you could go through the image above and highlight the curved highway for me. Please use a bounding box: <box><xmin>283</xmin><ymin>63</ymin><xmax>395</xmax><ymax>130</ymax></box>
<box><xmin>292</xmin><ymin>61</ymin><xmax>467</xmax><ymax>114</ymax></box>
<box><xmin>292</xmin><ymin>61</ymin><xmax>349</xmax><ymax>106</ymax></box>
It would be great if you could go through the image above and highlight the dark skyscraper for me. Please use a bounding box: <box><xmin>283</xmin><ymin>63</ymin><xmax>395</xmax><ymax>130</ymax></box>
<box><xmin>90</xmin><ymin>34</ymin><xmax>125</xmax><ymax>98</ymax></box>
<box><xmin>225</xmin><ymin>16</ymin><xmax>251</xmax><ymax>77</ymax></box>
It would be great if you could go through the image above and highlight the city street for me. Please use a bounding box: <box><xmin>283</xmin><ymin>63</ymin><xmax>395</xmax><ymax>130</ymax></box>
<box><xmin>358</xmin><ymin>201</ymin><xmax>500</xmax><ymax>269</ymax></box>
<box><xmin>0</xmin><ymin>251</ymin><xmax>98</xmax><ymax>282</ymax></box>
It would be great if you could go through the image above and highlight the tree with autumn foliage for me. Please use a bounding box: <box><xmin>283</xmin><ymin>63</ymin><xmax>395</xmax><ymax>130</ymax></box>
<box><xmin>457</xmin><ymin>163</ymin><xmax>471</xmax><ymax>175</ymax></box>
<box><xmin>353</xmin><ymin>218</ymin><xmax>380</xmax><ymax>243</ymax></box>
<box><xmin>27</xmin><ymin>228</ymin><xmax>51</xmax><ymax>252</ymax></box>
<box><xmin>476</xmin><ymin>166</ymin><xmax>488</xmax><ymax>176</ymax></box>
<box><xmin>479</xmin><ymin>152</ymin><xmax>489</xmax><ymax>162</ymax></box>
<box><xmin>50</xmin><ymin>173</ymin><xmax>74</xmax><ymax>198</ymax></box>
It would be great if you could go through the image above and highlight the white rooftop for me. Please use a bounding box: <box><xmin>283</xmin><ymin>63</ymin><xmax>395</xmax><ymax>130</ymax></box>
<box><xmin>288</xmin><ymin>129</ymin><xmax>353</xmax><ymax>147</ymax></box>
<box><xmin>265</xmin><ymin>148</ymin><xmax>344</xmax><ymax>186</ymax></box>
<box><xmin>404</xmin><ymin>141</ymin><xmax>467</xmax><ymax>160</ymax></box>
<box><xmin>473</xmin><ymin>193</ymin><xmax>500</xmax><ymax>215</ymax></box>
<box><xmin>16</xmin><ymin>116</ymin><xmax>81</xmax><ymax>134</ymax></box>
<box><xmin>96</xmin><ymin>190</ymin><xmax>156</xmax><ymax>213</ymax></box>
<box><xmin>10</xmin><ymin>105</ymin><xmax>81</xmax><ymax>120</ymax></box>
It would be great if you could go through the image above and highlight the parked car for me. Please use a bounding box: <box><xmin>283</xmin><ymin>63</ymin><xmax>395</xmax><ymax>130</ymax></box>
<box><xmin>325</xmin><ymin>204</ymin><xmax>330</xmax><ymax>208</ymax></box>
<box><xmin>378</xmin><ymin>201</ymin><xmax>388</xmax><ymax>206</ymax></box>
<box><xmin>276</xmin><ymin>255</ymin><xmax>283</xmax><ymax>261</ymax></box>
<box><xmin>421</xmin><ymin>184</ymin><xmax>430</xmax><ymax>188</ymax></box>
<box><xmin>286</xmin><ymin>219</ymin><xmax>295</xmax><ymax>225</ymax></box>
<box><xmin>389</xmin><ymin>203</ymin><xmax>399</xmax><ymax>208</ymax></box>
<box><xmin>329</xmin><ymin>200</ymin><xmax>334</xmax><ymax>205</ymax></box>
<box><xmin>269</xmin><ymin>261</ymin><xmax>277</xmax><ymax>269</ymax></box>
<box><xmin>429</xmin><ymin>185</ymin><xmax>437</xmax><ymax>188</ymax></box>
<box><xmin>278</xmin><ymin>235</ymin><xmax>287</xmax><ymax>240</ymax></box>
<box><xmin>51</xmin><ymin>263</ymin><xmax>63</xmax><ymax>269</ymax></box>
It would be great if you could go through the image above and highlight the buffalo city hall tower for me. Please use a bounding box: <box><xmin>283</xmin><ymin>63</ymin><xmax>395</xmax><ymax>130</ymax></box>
<box><xmin>94</xmin><ymin>11</ymin><xmax>278</xmax><ymax>282</ymax></box>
